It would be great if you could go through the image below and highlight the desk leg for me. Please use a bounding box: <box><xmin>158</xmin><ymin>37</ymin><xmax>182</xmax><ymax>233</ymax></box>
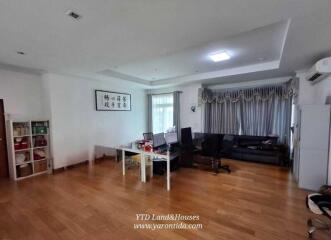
<box><xmin>141</xmin><ymin>152</ymin><xmax>146</xmax><ymax>183</ymax></box>
<box><xmin>167</xmin><ymin>152</ymin><xmax>170</xmax><ymax>191</ymax></box>
<box><xmin>150</xmin><ymin>156</ymin><xmax>153</xmax><ymax>178</ymax></box>
<box><xmin>122</xmin><ymin>149</ymin><xmax>125</xmax><ymax>175</ymax></box>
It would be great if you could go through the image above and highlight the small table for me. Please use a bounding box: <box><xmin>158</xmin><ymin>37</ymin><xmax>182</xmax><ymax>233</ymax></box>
<box><xmin>117</xmin><ymin>143</ymin><xmax>172</xmax><ymax>191</ymax></box>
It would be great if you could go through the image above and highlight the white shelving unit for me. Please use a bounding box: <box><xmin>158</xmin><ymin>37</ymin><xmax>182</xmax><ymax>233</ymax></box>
<box><xmin>6</xmin><ymin>120</ymin><xmax>52</xmax><ymax>180</ymax></box>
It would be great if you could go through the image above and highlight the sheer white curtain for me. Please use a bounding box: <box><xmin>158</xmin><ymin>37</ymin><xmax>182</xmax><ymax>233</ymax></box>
<box><xmin>152</xmin><ymin>94</ymin><xmax>174</xmax><ymax>134</ymax></box>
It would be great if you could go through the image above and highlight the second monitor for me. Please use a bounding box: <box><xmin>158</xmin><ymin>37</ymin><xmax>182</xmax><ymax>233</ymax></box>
<box><xmin>153</xmin><ymin>133</ymin><xmax>166</xmax><ymax>149</ymax></box>
<box><xmin>164</xmin><ymin>132</ymin><xmax>178</xmax><ymax>145</ymax></box>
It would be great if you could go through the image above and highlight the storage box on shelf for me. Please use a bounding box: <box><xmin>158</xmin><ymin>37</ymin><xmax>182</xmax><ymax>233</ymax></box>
<box><xmin>14</xmin><ymin>136</ymin><xmax>30</xmax><ymax>151</ymax></box>
<box><xmin>16</xmin><ymin>163</ymin><xmax>33</xmax><ymax>178</ymax></box>
<box><xmin>34</xmin><ymin>160</ymin><xmax>47</xmax><ymax>173</ymax></box>
<box><xmin>7</xmin><ymin>120</ymin><xmax>52</xmax><ymax>180</ymax></box>
<box><xmin>33</xmin><ymin>135</ymin><xmax>48</xmax><ymax>148</ymax></box>
<box><xmin>15</xmin><ymin>151</ymin><xmax>31</xmax><ymax>165</ymax></box>
<box><xmin>32</xmin><ymin>121</ymin><xmax>48</xmax><ymax>135</ymax></box>
<box><xmin>12</xmin><ymin>122</ymin><xmax>30</xmax><ymax>137</ymax></box>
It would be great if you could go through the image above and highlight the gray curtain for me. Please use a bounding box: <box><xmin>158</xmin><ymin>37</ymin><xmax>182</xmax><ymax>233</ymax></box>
<box><xmin>272</xmin><ymin>95</ymin><xmax>292</xmax><ymax>144</ymax></box>
<box><xmin>173</xmin><ymin>91</ymin><xmax>181</xmax><ymax>140</ymax></box>
<box><xmin>147</xmin><ymin>94</ymin><xmax>153</xmax><ymax>132</ymax></box>
<box><xmin>204</xmin><ymin>100</ymin><xmax>241</xmax><ymax>134</ymax></box>
<box><xmin>240</xmin><ymin>89</ymin><xmax>274</xmax><ymax>136</ymax></box>
<box><xmin>240</xmin><ymin>93</ymin><xmax>291</xmax><ymax>143</ymax></box>
<box><xmin>202</xmin><ymin>81</ymin><xmax>296</xmax><ymax>144</ymax></box>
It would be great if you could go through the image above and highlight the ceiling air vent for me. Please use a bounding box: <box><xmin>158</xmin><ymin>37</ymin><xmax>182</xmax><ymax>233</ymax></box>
<box><xmin>66</xmin><ymin>10</ymin><xmax>82</xmax><ymax>20</ymax></box>
<box><xmin>308</xmin><ymin>73</ymin><xmax>322</xmax><ymax>82</ymax></box>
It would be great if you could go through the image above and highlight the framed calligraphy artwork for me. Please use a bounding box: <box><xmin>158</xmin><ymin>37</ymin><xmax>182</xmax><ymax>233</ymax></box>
<box><xmin>95</xmin><ymin>90</ymin><xmax>131</xmax><ymax>111</ymax></box>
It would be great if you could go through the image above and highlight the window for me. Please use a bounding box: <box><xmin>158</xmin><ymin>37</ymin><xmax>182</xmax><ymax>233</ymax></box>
<box><xmin>152</xmin><ymin>94</ymin><xmax>173</xmax><ymax>133</ymax></box>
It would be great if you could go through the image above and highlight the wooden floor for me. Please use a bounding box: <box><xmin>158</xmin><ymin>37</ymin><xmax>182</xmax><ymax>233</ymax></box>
<box><xmin>0</xmin><ymin>159</ymin><xmax>329</xmax><ymax>240</ymax></box>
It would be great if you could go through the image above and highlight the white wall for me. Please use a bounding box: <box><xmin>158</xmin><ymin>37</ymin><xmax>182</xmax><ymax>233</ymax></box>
<box><xmin>310</xmin><ymin>76</ymin><xmax>331</xmax><ymax>185</ymax></box>
<box><xmin>179</xmin><ymin>84</ymin><xmax>202</xmax><ymax>132</ymax></box>
<box><xmin>313</xmin><ymin>76</ymin><xmax>331</xmax><ymax>104</ymax></box>
<box><xmin>296</xmin><ymin>71</ymin><xmax>316</xmax><ymax>106</ymax></box>
<box><xmin>0</xmin><ymin>68</ymin><xmax>46</xmax><ymax>120</ymax></box>
<box><xmin>43</xmin><ymin>73</ymin><xmax>147</xmax><ymax>169</ymax></box>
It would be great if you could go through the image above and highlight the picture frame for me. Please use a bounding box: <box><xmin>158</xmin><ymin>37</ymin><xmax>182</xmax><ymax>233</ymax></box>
<box><xmin>95</xmin><ymin>90</ymin><xmax>131</xmax><ymax>111</ymax></box>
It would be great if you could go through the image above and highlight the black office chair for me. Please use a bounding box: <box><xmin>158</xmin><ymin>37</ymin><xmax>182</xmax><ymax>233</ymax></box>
<box><xmin>220</xmin><ymin>135</ymin><xmax>234</xmax><ymax>158</ymax></box>
<box><xmin>307</xmin><ymin>185</ymin><xmax>331</xmax><ymax>239</ymax></box>
<box><xmin>193</xmin><ymin>132</ymin><xmax>206</xmax><ymax>149</ymax></box>
<box><xmin>143</xmin><ymin>132</ymin><xmax>153</xmax><ymax>141</ymax></box>
<box><xmin>200</xmin><ymin>134</ymin><xmax>231</xmax><ymax>174</ymax></box>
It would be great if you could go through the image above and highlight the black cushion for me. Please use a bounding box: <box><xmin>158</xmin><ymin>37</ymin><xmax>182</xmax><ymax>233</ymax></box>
<box><xmin>238</xmin><ymin>140</ymin><xmax>261</xmax><ymax>147</ymax></box>
<box><xmin>232</xmin><ymin>147</ymin><xmax>278</xmax><ymax>156</ymax></box>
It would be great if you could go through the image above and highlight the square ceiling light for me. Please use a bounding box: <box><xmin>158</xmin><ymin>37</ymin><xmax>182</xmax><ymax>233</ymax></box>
<box><xmin>209</xmin><ymin>51</ymin><xmax>231</xmax><ymax>62</ymax></box>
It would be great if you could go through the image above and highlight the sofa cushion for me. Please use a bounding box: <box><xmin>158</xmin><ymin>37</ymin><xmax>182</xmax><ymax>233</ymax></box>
<box><xmin>260</xmin><ymin>143</ymin><xmax>274</xmax><ymax>150</ymax></box>
<box><xmin>232</xmin><ymin>147</ymin><xmax>278</xmax><ymax>156</ymax></box>
<box><xmin>238</xmin><ymin>140</ymin><xmax>261</xmax><ymax>147</ymax></box>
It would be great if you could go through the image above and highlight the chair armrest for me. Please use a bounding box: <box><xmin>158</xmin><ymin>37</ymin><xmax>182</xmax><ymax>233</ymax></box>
<box><xmin>318</xmin><ymin>201</ymin><xmax>331</xmax><ymax>208</ymax></box>
<box><xmin>317</xmin><ymin>201</ymin><xmax>331</xmax><ymax>219</ymax></box>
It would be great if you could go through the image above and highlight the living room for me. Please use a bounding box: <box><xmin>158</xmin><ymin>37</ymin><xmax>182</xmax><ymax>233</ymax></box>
<box><xmin>0</xmin><ymin>1</ymin><xmax>331</xmax><ymax>239</ymax></box>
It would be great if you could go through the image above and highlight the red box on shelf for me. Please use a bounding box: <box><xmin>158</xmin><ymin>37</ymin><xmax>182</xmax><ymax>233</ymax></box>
<box><xmin>14</xmin><ymin>143</ymin><xmax>21</xmax><ymax>150</ymax></box>
<box><xmin>33</xmin><ymin>136</ymin><xmax>47</xmax><ymax>147</ymax></box>
<box><xmin>34</xmin><ymin>154</ymin><xmax>43</xmax><ymax>160</ymax></box>
<box><xmin>14</xmin><ymin>137</ymin><xmax>29</xmax><ymax>150</ymax></box>
<box><xmin>21</xmin><ymin>142</ymin><xmax>29</xmax><ymax>149</ymax></box>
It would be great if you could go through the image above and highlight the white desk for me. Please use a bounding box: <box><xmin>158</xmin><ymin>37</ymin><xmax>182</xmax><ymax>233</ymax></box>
<box><xmin>120</xmin><ymin>145</ymin><xmax>144</xmax><ymax>181</ymax></box>
<box><xmin>143</xmin><ymin>150</ymin><xmax>171</xmax><ymax>191</ymax></box>
<box><xmin>118</xmin><ymin>143</ymin><xmax>172</xmax><ymax>191</ymax></box>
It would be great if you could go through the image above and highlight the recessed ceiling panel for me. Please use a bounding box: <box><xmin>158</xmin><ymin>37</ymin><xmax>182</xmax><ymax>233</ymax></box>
<box><xmin>113</xmin><ymin>20</ymin><xmax>289</xmax><ymax>82</ymax></box>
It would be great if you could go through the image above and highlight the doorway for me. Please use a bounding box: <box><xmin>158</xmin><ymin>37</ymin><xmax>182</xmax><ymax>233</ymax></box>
<box><xmin>0</xmin><ymin>100</ymin><xmax>8</xmax><ymax>177</ymax></box>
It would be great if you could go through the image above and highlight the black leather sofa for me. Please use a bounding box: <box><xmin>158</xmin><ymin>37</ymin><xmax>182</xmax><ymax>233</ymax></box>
<box><xmin>194</xmin><ymin>133</ymin><xmax>287</xmax><ymax>165</ymax></box>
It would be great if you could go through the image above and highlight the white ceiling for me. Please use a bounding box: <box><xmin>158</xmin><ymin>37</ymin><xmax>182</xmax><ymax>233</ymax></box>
<box><xmin>0</xmin><ymin>0</ymin><xmax>331</xmax><ymax>88</ymax></box>
<box><xmin>106</xmin><ymin>20</ymin><xmax>288</xmax><ymax>81</ymax></box>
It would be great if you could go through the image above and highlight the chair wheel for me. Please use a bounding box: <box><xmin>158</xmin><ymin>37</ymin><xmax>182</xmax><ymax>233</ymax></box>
<box><xmin>308</xmin><ymin>226</ymin><xmax>316</xmax><ymax>239</ymax></box>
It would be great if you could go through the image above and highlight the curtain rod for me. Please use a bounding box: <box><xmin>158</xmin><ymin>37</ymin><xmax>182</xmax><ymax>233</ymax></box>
<box><xmin>207</xmin><ymin>80</ymin><xmax>292</xmax><ymax>93</ymax></box>
<box><xmin>206</xmin><ymin>78</ymin><xmax>292</xmax><ymax>92</ymax></box>
<box><xmin>149</xmin><ymin>91</ymin><xmax>183</xmax><ymax>96</ymax></box>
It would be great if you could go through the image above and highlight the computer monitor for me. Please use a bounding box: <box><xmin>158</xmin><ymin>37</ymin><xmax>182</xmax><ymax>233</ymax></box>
<box><xmin>153</xmin><ymin>133</ymin><xmax>166</xmax><ymax>148</ymax></box>
<box><xmin>164</xmin><ymin>132</ymin><xmax>178</xmax><ymax>145</ymax></box>
<box><xmin>143</xmin><ymin>132</ymin><xmax>153</xmax><ymax>141</ymax></box>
